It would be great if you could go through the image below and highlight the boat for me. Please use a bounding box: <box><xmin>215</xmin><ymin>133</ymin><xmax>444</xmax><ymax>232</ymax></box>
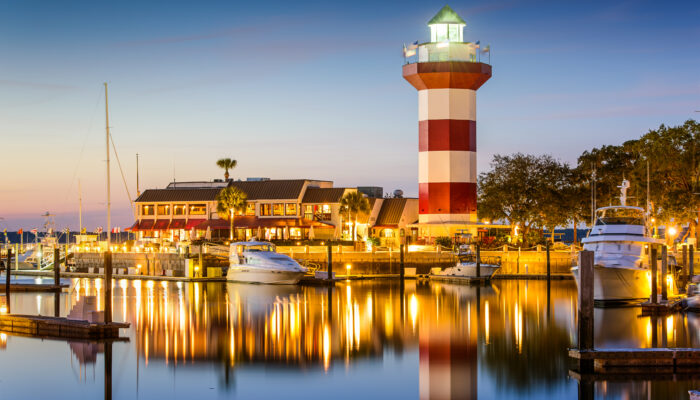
<box><xmin>430</xmin><ymin>244</ymin><xmax>501</xmax><ymax>281</ymax></box>
<box><xmin>226</xmin><ymin>241</ymin><xmax>308</xmax><ymax>284</ymax></box>
<box><xmin>572</xmin><ymin>179</ymin><xmax>667</xmax><ymax>303</ymax></box>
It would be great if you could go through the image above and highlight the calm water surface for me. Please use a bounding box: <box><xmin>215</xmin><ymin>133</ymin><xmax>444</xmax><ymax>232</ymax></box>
<box><xmin>0</xmin><ymin>278</ymin><xmax>699</xmax><ymax>399</ymax></box>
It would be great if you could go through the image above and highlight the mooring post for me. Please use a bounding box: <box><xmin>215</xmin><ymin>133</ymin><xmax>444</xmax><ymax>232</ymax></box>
<box><xmin>399</xmin><ymin>244</ymin><xmax>405</xmax><ymax>281</ymax></box>
<box><xmin>546</xmin><ymin>242</ymin><xmax>551</xmax><ymax>280</ymax></box>
<box><xmin>578</xmin><ymin>250</ymin><xmax>594</xmax><ymax>372</ymax></box>
<box><xmin>104</xmin><ymin>251</ymin><xmax>112</xmax><ymax>324</ymax></box>
<box><xmin>650</xmin><ymin>246</ymin><xmax>658</xmax><ymax>304</ymax></box>
<box><xmin>5</xmin><ymin>248</ymin><xmax>12</xmax><ymax>313</ymax></box>
<box><xmin>105</xmin><ymin>340</ymin><xmax>113</xmax><ymax>400</ymax></box>
<box><xmin>476</xmin><ymin>244</ymin><xmax>481</xmax><ymax>278</ymax></box>
<box><xmin>327</xmin><ymin>242</ymin><xmax>333</xmax><ymax>281</ymax></box>
<box><xmin>690</xmin><ymin>244</ymin><xmax>695</xmax><ymax>279</ymax></box>
<box><xmin>683</xmin><ymin>244</ymin><xmax>689</xmax><ymax>289</ymax></box>
<box><xmin>198</xmin><ymin>245</ymin><xmax>203</xmax><ymax>278</ymax></box>
<box><xmin>53</xmin><ymin>247</ymin><xmax>60</xmax><ymax>287</ymax></box>
<box><xmin>661</xmin><ymin>246</ymin><xmax>668</xmax><ymax>301</ymax></box>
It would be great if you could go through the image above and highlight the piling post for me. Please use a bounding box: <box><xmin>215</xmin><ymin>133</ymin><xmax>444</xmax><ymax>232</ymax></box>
<box><xmin>326</xmin><ymin>243</ymin><xmax>333</xmax><ymax>281</ymax></box>
<box><xmin>476</xmin><ymin>245</ymin><xmax>481</xmax><ymax>278</ymax></box>
<box><xmin>14</xmin><ymin>243</ymin><xmax>19</xmax><ymax>271</ymax></box>
<box><xmin>578</xmin><ymin>250</ymin><xmax>594</xmax><ymax>372</ymax></box>
<box><xmin>104</xmin><ymin>251</ymin><xmax>112</xmax><ymax>324</ymax></box>
<box><xmin>53</xmin><ymin>247</ymin><xmax>60</xmax><ymax>287</ymax></box>
<box><xmin>546</xmin><ymin>242</ymin><xmax>551</xmax><ymax>280</ymax></box>
<box><xmin>690</xmin><ymin>244</ymin><xmax>695</xmax><ymax>279</ymax></box>
<box><xmin>650</xmin><ymin>246</ymin><xmax>658</xmax><ymax>304</ymax></box>
<box><xmin>399</xmin><ymin>244</ymin><xmax>405</xmax><ymax>281</ymax></box>
<box><xmin>105</xmin><ymin>341</ymin><xmax>113</xmax><ymax>400</ymax></box>
<box><xmin>661</xmin><ymin>246</ymin><xmax>668</xmax><ymax>301</ymax></box>
<box><xmin>198</xmin><ymin>245</ymin><xmax>203</xmax><ymax>278</ymax></box>
<box><xmin>5</xmin><ymin>248</ymin><xmax>12</xmax><ymax>313</ymax></box>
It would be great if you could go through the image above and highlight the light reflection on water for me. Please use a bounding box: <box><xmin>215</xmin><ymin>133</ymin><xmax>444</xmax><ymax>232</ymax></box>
<box><xmin>0</xmin><ymin>279</ymin><xmax>699</xmax><ymax>399</ymax></box>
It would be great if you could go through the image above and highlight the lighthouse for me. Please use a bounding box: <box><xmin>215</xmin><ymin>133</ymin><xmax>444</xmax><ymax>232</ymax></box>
<box><xmin>403</xmin><ymin>5</ymin><xmax>491</xmax><ymax>239</ymax></box>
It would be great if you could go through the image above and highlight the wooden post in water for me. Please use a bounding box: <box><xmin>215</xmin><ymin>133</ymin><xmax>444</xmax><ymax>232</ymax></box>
<box><xmin>690</xmin><ymin>244</ymin><xmax>695</xmax><ymax>279</ymax></box>
<box><xmin>546</xmin><ymin>242</ymin><xmax>551</xmax><ymax>280</ymax></box>
<box><xmin>104</xmin><ymin>340</ymin><xmax>113</xmax><ymax>400</ymax></box>
<box><xmin>53</xmin><ymin>247</ymin><xmax>60</xmax><ymax>287</ymax></box>
<box><xmin>650</xmin><ymin>246</ymin><xmax>658</xmax><ymax>304</ymax></box>
<box><xmin>104</xmin><ymin>251</ymin><xmax>112</xmax><ymax>324</ymax></box>
<box><xmin>5</xmin><ymin>248</ymin><xmax>11</xmax><ymax>313</ymax></box>
<box><xmin>326</xmin><ymin>243</ymin><xmax>333</xmax><ymax>281</ymax></box>
<box><xmin>578</xmin><ymin>250</ymin><xmax>594</xmax><ymax>372</ymax></box>
<box><xmin>476</xmin><ymin>245</ymin><xmax>481</xmax><ymax>278</ymax></box>
<box><xmin>399</xmin><ymin>244</ymin><xmax>405</xmax><ymax>281</ymax></box>
<box><xmin>198</xmin><ymin>245</ymin><xmax>203</xmax><ymax>278</ymax></box>
<box><xmin>661</xmin><ymin>246</ymin><xmax>668</xmax><ymax>301</ymax></box>
<box><xmin>683</xmin><ymin>244</ymin><xmax>689</xmax><ymax>288</ymax></box>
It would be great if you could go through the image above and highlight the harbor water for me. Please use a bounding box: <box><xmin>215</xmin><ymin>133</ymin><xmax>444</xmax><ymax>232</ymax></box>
<box><xmin>0</xmin><ymin>279</ymin><xmax>698</xmax><ymax>399</ymax></box>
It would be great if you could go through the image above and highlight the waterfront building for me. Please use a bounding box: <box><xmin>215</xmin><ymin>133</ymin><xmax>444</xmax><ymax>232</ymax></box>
<box><xmin>129</xmin><ymin>178</ymin><xmax>419</xmax><ymax>245</ymax></box>
<box><xmin>403</xmin><ymin>5</ymin><xmax>491</xmax><ymax>241</ymax></box>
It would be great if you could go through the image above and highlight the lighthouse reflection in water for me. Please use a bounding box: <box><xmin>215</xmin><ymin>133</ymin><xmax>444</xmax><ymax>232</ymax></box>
<box><xmin>2</xmin><ymin>279</ymin><xmax>700</xmax><ymax>399</ymax></box>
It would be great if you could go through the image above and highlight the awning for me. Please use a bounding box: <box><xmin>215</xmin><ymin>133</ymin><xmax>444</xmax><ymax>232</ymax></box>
<box><xmin>125</xmin><ymin>221</ymin><xmax>139</xmax><ymax>232</ymax></box>
<box><xmin>153</xmin><ymin>220</ymin><xmax>169</xmax><ymax>230</ymax></box>
<box><xmin>169</xmin><ymin>219</ymin><xmax>186</xmax><ymax>229</ymax></box>
<box><xmin>185</xmin><ymin>219</ymin><xmax>205</xmax><ymax>229</ymax></box>
<box><xmin>196</xmin><ymin>219</ymin><xmax>230</xmax><ymax>230</ymax></box>
<box><xmin>139</xmin><ymin>220</ymin><xmax>155</xmax><ymax>230</ymax></box>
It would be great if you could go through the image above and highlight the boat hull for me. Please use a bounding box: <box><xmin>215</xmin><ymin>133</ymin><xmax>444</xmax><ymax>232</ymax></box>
<box><xmin>430</xmin><ymin>263</ymin><xmax>500</xmax><ymax>281</ymax></box>
<box><xmin>226</xmin><ymin>269</ymin><xmax>306</xmax><ymax>285</ymax></box>
<box><xmin>572</xmin><ymin>265</ymin><xmax>650</xmax><ymax>302</ymax></box>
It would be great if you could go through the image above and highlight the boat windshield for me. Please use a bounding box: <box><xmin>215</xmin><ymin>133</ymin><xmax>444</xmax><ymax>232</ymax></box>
<box><xmin>595</xmin><ymin>208</ymin><xmax>644</xmax><ymax>226</ymax></box>
<box><xmin>243</xmin><ymin>244</ymin><xmax>275</xmax><ymax>252</ymax></box>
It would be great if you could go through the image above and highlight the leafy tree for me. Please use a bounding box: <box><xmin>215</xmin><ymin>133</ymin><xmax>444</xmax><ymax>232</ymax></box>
<box><xmin>216</xmin><ymin>187</ymin><xmax>247</xmax><ymax>240</ymax></box>
<box><xmin>340</xmin><ymin>191</ymin><xmax>370</xmax><ymax>241</ymax></box>
<box><xmin>478</xmin><ymin>153</ymin><xmax>572</xmax><ymax>244</ymax></box>
<box><xmin>435</xmin><ymin>236</ymin><xmax>452</xmax><ymax>248</ymax></box>
<box><xmin>216</xmin><ymin>158</ymin><xmax>237</xmax><ymax>181</ymax></box>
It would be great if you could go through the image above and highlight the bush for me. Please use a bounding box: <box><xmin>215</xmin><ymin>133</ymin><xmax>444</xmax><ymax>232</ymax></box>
<box><xmin>435</xmin><ymin>236</ymin><xmax>453</xmax><ymax>248</ymax></box>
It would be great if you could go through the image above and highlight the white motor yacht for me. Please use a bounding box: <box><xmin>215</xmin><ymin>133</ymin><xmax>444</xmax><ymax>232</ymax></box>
<box><xmin>226</xmin><ymin>241</ymin><xmax>307</xmax><ymax>284</ymax></box>
<box><xmin>572</xmin><ymin>180</ymin><xmax>664</xmax><ymax>302</ymax></box>
<box><xmin>430</xmin><ymin>245</ymin><xmax>501</xmax><ymax>281</ymax></box>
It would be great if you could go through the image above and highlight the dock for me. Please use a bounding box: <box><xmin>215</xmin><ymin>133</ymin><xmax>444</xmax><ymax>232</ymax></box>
<box><xmin>3</xmin><ymin>283</ymin><xmax>69</xmax><ymax>292</ymax></box>
<box><xmin>640</xmin><ymin>297</ymin><xmax>685</xmax><ymax>315</ymax></box>
<box><xmin>0</xmin><ymin>314</ymin><xmax>129</xmax><ymax>340</ymax></box>
<box><xmin>569</xmin><ymin>348</ymin><xmax>700</xmax><ymax>372</ymax></box>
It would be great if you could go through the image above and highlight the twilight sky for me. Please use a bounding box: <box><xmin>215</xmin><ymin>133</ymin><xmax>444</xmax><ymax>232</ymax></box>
<box><xmin>1</xmin><ymin>0</ymin><xmax>699</xmax><ymax>230</ymax></box>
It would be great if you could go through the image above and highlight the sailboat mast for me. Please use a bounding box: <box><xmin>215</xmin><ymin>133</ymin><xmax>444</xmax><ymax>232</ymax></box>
<box><xmin>79</xmin><ymin>179</ymin><xmax>83</xmax><ymax>233</ymax></box>
<box><xmin>136</xmin><ymin>153</ymin><xmax>140</xmax><ymax>197</ymax></box>
<box><xmin>105</xmin><ymin>83</ymin><xmax>111</xmax><ymax>245</ymax></box>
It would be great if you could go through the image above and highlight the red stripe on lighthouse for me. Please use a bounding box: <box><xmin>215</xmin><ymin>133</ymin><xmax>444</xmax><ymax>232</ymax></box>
<box><xmin>419</xmin><ymin>120</ymin><xmax>476</xmax><ymax>152</ymax></box>
<box><xmin>419</xmin><ymin>182</ymin><xmax>476</xmax><ymax>215</ymax></box>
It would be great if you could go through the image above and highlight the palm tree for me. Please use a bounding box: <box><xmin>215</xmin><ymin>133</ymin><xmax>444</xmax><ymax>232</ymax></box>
<box><xmin>216</xmin><ymin>158</ymin><xmax>237</xmax><ymax>181</ymax></box>
<box><xmin>340</xmin><ymin>191</ymin><xmax>371</xmax><ymax>241</ymax></box>
<box><xmin>216</xmin><ymin>187</ymin><xmax>247</xmax><ymax>240</ymax></box>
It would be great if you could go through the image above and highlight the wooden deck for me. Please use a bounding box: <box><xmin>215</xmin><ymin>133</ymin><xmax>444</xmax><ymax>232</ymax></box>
<box><xmin>570</xmin><ymin>348</ymin><xmax>700</xmax><ymax>372</ymax></box>
<box><xmin>640</xmin><ymin>297</ymin><xmax>685</xmax><ymax>315</ymax></box>
<box><xmin>0</xmin><ymin>314</ymin><xmax>129</xmax><ymax>340</ymax></box>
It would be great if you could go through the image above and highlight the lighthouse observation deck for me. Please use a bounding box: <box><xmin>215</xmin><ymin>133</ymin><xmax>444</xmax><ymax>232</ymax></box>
<box><xmin>403</xmin><ymin>42</ymin><xmax>488</xmax><ymax>65</ymax></box>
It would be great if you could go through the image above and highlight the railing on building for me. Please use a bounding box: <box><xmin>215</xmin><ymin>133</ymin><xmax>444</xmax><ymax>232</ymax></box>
<box><xmin>404</xmin><ymin>42</ymin><xmax>489</xmax><ymax>65</ymax></box>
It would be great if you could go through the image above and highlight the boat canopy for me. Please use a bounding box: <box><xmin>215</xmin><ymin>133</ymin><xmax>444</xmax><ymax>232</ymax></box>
<box><xmin>594</xmin><ymin>206</ymin><xmax>645</xmax><ymax>226</ymax></box>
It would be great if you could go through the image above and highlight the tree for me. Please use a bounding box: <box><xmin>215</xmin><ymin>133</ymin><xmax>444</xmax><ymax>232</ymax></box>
<box><xmin>478</xmin><ymin>153</ymin><xmax>572</xmax><ymax>245</ymax></box>
<box><xmin>216</xmin><ymin>158</ymin><xmax>237</xmax><ymax>181</ymax></box>
<box><xmin>340</xmin><ymin>191</ymin><xmax>371</xmax><ymax>241</ymax></box>
<box><xmin>216</xmin><ymin>187</ymin><xmax>247</xmax><ymax>240</ymax></box>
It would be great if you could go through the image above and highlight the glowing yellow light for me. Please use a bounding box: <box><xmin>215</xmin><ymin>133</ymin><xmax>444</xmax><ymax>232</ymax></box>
<box><xmin>668</xmin><ymin>226</ymin><xmax>678</xmax><ymax>237</ymax></box>
<box><xmin>345</xmin><ymin>264</ymin><xmax>351</xmax><ymax>270</ymax></box>
<box><xmin>409</xmin><ymin>294</ymin><xmax>419</xmax><ymax>328</ymax></box>
<box><xmin>0</xmin><ymin>306</ymin><xmax>7</xmax><ymax>314</ymax></box>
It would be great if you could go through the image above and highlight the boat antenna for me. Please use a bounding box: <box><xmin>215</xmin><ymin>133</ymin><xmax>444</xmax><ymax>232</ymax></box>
<box><xmin>105</xmin><ymin>82</ymin><xmax>111</xmax><ymax>245</ymax></box>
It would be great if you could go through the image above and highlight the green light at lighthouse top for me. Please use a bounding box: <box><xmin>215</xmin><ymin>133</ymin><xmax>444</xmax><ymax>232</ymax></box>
<box><xmin>428</xmin><ymin>5</ymin><xmax>465</xmax><ymax>43</ymax></box>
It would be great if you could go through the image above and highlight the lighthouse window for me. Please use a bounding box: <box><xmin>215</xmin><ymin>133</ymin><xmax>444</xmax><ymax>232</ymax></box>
<box><xmin>448</xmin><ymin>24</ymin><xmax>460</xmax><ymax>41</ymax></box>
<box><xmin>436</xmin><ymin>24</ymin><xmax>447</xmax><ymax>42</ymax></box>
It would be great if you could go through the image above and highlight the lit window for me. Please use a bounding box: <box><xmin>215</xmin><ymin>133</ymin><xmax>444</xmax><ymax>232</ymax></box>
<box><xmin>189</xmin><ymin>204</ymin><xmax>206</xmax><ymax>215</ymax></box>
<box><xmin>448</xmin><ymin>24</ymin><xmax>459</xmax><ymax>41</ymax></box>
<box><xmin>157</xmin><ymin>205</ymin><xmax>170</xmax><ymax>215</ymax></box>
<box><xmin>322</xmin><ymin>204</ymin><xmax>331</xmax><ymax>214</ymax></box>
<box><xmin>285</xmin><ymin>203</ymin><xmax>297</xmax><ymax>216</ymax></box>
<box><xmin>436</xmin><ymin>24</ymin><xmax>447</xmax><ymax>42</ymax></box>
<box><xmin>141</xmin><ymin>205</ymin><xmax>154</xmax><ymax>216</ymax></box>
<box><xmin>272</xmin><ymin>203</ymin><xmax>284</xmax><ymax>216</ymax></box>
<box><xmin>173</xmin><ymin>204</ymin><xmax>186</xmax><ymax>215</ymax></box>
<box><xmin>245</xmin><ymin>203</ymin><xmax>255</xmax><ymax>216</ymax></box>
<box><xmin>260</xmin><ymin>204</ymin><xmax>272</xmax><ymax>216</ymax></box>
<box><xmin>304</xmin><ymin>205</ymin><xmax>313</xmax><ymax>220</ymax></box>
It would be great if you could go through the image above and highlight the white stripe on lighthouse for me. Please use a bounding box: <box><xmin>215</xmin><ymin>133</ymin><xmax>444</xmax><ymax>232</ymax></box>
<box><xmin>418</xmin><ymin>151</ymin><xmax>477</xmax><ymax>184</ymax></box>
<box><xmin>418</xmin><ymin>89</ymin><xmax>476</xmax><ymax>121</ymax></box>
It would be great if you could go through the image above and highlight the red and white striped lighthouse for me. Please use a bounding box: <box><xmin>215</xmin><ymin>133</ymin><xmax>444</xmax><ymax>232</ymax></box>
<box><xmin>403</xmin><ymin>5</ymin><xmax>491</xmax><ymax>238</ymax></box>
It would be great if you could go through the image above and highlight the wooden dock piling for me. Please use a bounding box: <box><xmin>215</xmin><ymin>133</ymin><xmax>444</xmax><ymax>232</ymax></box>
<box><xmin>650</xmin><ymin>246</ymin><xmax>658</xmax><ymax>304</ymax></box>
<box><xmin>546</xmin><ymin>242</ymin><xmax>551</xmax><ymax>280</ymax></box>
<box><xmin>690</xmin><ymin>245</ymin><xmax>695</xmax><ymax>278</ymax></box>
<box><xmin>476</xmin><ymin>245</ymin><xmax>481</xmax><ymax>278</ymax></box>
<box><xmin>399</xmin><ymin>244</ymin><xmax>405</xmax><ymax>281</ymax></box>
<box><xmin>53</xmin><ymin>247</ymin><xmax>60</xmax><ymax>287</ymax></box>
<box><xmin>326</xmin><ymin>243</ymin><xmax>333</xmax><ymax>281</ymax></box>
<box><xmin>104</xmin><ymin>251</ymin><xmax>112</xmax><ymax>324</ymax></box>
<box><xmin>578</xmin><ymin>250</ymin><xmax>594</xmax><ymax>372</ymax></box>
<box><xmin>661</xmin><ymin>246</ymin><xmax>668</xmax><ymax>301</ymax></box>
<box><xmin>5</xmin><ymin>248</ymin><xmax>12</xmax><ymax>313</ymax></box>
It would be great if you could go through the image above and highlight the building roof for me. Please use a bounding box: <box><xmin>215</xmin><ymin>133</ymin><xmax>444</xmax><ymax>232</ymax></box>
<box><xmin>135</xmin><ymin>188</ymin><xmax>222</xmax><ymax>203</ymax></box>
<box><xmin>357</xmin><ymin>198</ymin><xmax>378</xmax><ymax>224</ymax></box>
<box><xmin>228</xmin><ymin>179</ymin><xmax>307</xmax><ymax>200</ymax></box>
<box><xmin>136</xmin><ymin>179</ymin><xmax>310</xmax><ymax>202</ymax></box>
<box><xmin>428</xmin><ymin>5</ymin><xmax>466</xmax><ymax>25</ymax></box>
<box><xmin>301</xmin><ymin>188</ymin><xmax>347</xmax><ymax>203</ymax></box>
<box><xmin>375</xmin><ymin>198</ymin><xmax>408</xmax><ymax>227</ymax></box>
